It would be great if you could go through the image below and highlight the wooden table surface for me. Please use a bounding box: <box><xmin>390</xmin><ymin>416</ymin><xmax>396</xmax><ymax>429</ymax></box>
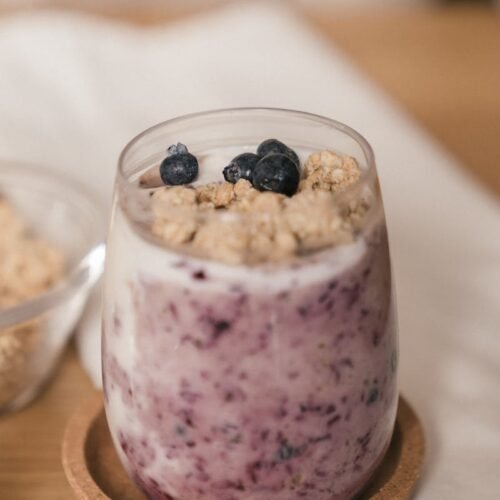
<box><xmin>0</xmin><ymin>5</ymin><xmax>499</xmax><ymax>500</ymax></box>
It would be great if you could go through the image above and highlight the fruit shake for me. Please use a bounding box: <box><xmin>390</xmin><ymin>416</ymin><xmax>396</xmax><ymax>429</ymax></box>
<box><xmin>102</xmin><ymin>109</ymin><xmax>398</xmax><ymax>500</ymax></box>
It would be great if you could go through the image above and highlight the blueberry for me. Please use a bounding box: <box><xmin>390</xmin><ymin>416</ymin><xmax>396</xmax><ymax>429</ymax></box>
<box><xmin>366</xmin><ymin>386</ymin><xmax>379</xmax><ymax>405</ymax></box>
<box><xmin>276</xmin><ymin>442</ymin><xmax>296</xmax><ymax>461</ymax></box>
<box><xmin>252</xmin><ymin>154</ymin><xmax>300</xmax><ymax>196</ymax></box>
<box><xmin>257</xmin><ymin>139</ymin><xmax>300</xmax><ymax>167</ymax></box>
<box><xmin>160</xmin><ymin>144</ymin><xmax>199</xmax><ymax>185</ymax></box>
<box><xmin>167</xmin><ymin>142</ymin><xmax>188</xmax><ymax>156</ymax></box>
<box><xmin>223</xmin><ymin>153</ymin><xmax>260</xmax><ymax>184</ymax></box>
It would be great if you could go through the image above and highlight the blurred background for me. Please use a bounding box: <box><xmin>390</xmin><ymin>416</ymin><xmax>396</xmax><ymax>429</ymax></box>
<box><xmin>0</xmin><ymin>0</ymin><xmax>498</xmax><ymax>16</ymax></box>
<box><xmin>1</xmin><ymin>0</ymin><xmax>498</xmax><ymax>194</ymax></box>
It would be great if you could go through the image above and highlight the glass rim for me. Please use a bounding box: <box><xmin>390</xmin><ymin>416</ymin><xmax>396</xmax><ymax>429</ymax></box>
<box><xmin>117</xmin><ymin>107</ymin><xmax>377</xmax><ymax>192</ymax></box>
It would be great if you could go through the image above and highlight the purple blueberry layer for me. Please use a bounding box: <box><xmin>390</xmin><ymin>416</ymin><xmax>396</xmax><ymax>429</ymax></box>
<box><xmin>103</xmin><ymin>225</ymin><xmax>397</xmax><ymax>500</ymax></box>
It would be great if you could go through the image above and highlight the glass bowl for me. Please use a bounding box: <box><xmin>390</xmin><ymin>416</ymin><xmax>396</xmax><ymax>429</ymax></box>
<box><xmin>0</xmin><ymin>161</ymin><xmax>105</xmax><ymax>413</ymax></box>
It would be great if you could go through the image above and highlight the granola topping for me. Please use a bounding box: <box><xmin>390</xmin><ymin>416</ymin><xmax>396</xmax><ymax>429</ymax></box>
<box><xmin>150</xmin><ymin>150</ymin><xmax>370</xmax><ymax>264</ymax></box>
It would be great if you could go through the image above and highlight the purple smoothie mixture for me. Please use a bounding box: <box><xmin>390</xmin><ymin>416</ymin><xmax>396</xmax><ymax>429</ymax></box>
<box><xmin>102</xmin><ymin>213</ymin><xmax>397</xmax><ymax>500</ymax></box>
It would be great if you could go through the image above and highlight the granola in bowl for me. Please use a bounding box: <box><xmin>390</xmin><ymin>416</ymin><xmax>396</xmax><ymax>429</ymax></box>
<box><xmin>0</xmin><ymin>196</ymin><xmax>65</xmax><ymax>408</ymax></box>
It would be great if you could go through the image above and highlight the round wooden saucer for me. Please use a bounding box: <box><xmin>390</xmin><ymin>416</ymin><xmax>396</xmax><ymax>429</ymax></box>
<box><xmin>62</xmin><ymin>392</ymin><xmax>425</xmax><ymax>500</ymax></box>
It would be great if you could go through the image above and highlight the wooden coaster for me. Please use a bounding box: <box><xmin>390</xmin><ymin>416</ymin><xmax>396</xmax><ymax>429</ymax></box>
<box><xmin>62</xmin><ymin>392</ymin><xmax>425</xmax><ymax>500</ymax></box>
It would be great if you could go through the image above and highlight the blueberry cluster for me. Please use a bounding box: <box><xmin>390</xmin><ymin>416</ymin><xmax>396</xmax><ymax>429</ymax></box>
<box><xmin>160</xmin><ymin>143</ymin><xmax>199</xmax><ymax>186</ymax></box>
<box><xmin>159</xmin><ymin>139</ymin><xmax>301</xmax><ymax>197</ymax></box>
<box><xmin>224</xmin><ymin>139</ymin><xmax>300</xmax><ymax>196</ymax></box>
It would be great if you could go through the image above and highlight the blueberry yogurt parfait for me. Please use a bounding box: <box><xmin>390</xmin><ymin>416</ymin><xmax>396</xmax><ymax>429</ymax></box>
<box><xmin>102</xmin><ymin>108</ymin><xmax>398</xmax><ymax>500</ymax></box>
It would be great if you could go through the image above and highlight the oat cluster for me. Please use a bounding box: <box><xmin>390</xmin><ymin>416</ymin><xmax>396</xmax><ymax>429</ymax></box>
<box><xmin>151</xmin><ymin>150</ymin><xmax>368</xmax><ymax>265</ymax></box>
<box><xmin>0</xmin><ymin>197</ymin><xmax>65</xmax><ymax>406</ymax></box>
<box><xmin>301</xmin><ymin>150</ymin><xmax>360</xmax><ymax>192</ymax></box>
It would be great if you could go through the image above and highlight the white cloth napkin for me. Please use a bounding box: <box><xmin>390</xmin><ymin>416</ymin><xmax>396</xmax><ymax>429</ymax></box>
<box><xmin>1</xmin><ymin>4</ymin><xmax>499</xmax><ymax>498</ymax></box>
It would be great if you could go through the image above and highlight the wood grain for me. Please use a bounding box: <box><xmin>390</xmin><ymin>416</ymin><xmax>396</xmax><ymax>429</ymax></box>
<box><xmin>307</xmin><ymin>7</ymin><xmax>500</xmax><ymax>197</ymax></box>
<box><xmin>0</xmin><ymin>5</ymin><xmax>499</xmax><ymax>500</ymax></box>
<box><xmin>0</xmin><ymin>346</ymin><xmax>94</xmax><ymax>500</ymax></box>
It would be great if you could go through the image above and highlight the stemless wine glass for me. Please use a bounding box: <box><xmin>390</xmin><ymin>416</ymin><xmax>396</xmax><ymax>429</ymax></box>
<box><xmin>102</xmin><ymin>108</ymin><xmax>398</xmax><ymax>500</ymax></box>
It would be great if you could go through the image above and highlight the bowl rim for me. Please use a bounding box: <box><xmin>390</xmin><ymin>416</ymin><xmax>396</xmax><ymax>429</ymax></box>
<box><xmin>0</xmin><ymin>160</ymin><xmax>105</xmax><ymax>329</ymax></box>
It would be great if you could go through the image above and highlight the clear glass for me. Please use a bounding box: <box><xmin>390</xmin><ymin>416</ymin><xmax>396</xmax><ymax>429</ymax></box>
<box><xmin>0</xmin><ymin>161</ymin><xmax>105</xmax><ymax>413</ymax></box>
<box><xmin>102</xmin><ymin>108</ymin><xmax>398</xmax><ymax>500</ymax></box>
